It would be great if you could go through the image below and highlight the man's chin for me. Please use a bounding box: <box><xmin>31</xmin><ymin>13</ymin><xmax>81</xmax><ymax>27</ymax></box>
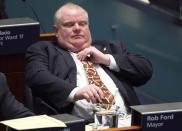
<box><xmin>72</xmin><ymin>39</ymin><xmax>85</xmax><ymax>44</ymax></box>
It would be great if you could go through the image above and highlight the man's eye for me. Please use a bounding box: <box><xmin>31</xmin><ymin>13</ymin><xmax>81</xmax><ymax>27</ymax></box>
<box><xmin>79</xmin><ymin>21</ymin><xmax>88</xmax><ymax>26</ymax></box>
<box><xmin>61</xmin><ymin>21</ymin><xmax>88</xmax><ymax>28</ymax></box>
<box><xmin>62</xmin><ymin>22</ymin><xmax>74</xmax><ymax>27</ymax></box>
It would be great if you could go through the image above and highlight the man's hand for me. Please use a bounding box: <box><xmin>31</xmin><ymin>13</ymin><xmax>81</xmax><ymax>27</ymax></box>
<box><xmin>74</xmin><ymin>84</ymin><xmax>104</xmax><ymax>103</ymax></box>
<box><xmin>77</xmin><ymin>46</ymin><xmax>110</xmax><ymax>66</ymax></box>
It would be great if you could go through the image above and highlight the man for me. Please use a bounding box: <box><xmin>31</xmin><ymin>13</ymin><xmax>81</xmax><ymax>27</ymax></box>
<box><xmin>0</xmin><ymin>72</ymin><xmax>34</xmax><ymax>120</ymax></box>
<box><xmin>26</xmin><ymin>2</ymin><xmax>153</xmax><ymax>122</ymax></box>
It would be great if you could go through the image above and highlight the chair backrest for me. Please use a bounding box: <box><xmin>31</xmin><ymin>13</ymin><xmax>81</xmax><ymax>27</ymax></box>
<box><xmin>24</xmin><ymin>85</ymin><xmax>59</xmax><ymax>115</ymax></box>
<box><xmin>24</xmin><ymin>85</ymin><xmax>34</xmax><ymax>111</ymax></box>
<box><xmin>39</xmin><ymin>32</ymin><xmax>56</xmax><ymax>41</ymax></box>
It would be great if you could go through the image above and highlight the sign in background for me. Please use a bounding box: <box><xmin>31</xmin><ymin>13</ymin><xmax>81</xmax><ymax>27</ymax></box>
<box><xmin>0</xmin><ymin>17</ymin><xmax>40</xmax><ymax>55</ymax></box>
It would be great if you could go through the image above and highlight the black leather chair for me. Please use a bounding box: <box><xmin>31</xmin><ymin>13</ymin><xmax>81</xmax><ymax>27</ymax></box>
<box><xmin>24</xmin><ymin>85</ymin><xmax>59</xmax><ymax>115</ymax></box>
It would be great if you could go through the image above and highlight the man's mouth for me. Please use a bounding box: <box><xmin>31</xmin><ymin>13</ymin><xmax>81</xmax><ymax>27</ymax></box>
<box><xmin>72</xmin><ymin>35</ymin><xmax>83</xmax><ymax>39</ymax></box>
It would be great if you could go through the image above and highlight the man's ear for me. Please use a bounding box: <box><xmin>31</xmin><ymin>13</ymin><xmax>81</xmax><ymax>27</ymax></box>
<box><xmin>53</xmin><ymin>25</ymin><xmax>59</xmax><ymax>37</ymax></box>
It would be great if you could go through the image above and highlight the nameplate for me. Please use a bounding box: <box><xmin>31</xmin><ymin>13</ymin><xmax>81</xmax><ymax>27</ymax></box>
<box><xmin>130</xmin><ymin>102</ymin><xmax>182</xmax><ymax>131</ymax></box>
<box><xmin>0</xmin><ymin>17</ymin><xmax>39</xmax><ymax>55</ymax></box>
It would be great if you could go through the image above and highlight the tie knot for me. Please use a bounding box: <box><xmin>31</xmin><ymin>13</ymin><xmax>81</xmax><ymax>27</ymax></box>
<box><xmin>82</xmin><ymin>60</ymin><xmax>94</xmax><ymax>69</ymax></box>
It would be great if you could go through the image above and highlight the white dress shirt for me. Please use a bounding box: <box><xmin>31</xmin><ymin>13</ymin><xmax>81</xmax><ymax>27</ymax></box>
<box><xmin>69</xmin><ymin>52</ymin><xmax>128</xmax><ymax>121</ymax></box>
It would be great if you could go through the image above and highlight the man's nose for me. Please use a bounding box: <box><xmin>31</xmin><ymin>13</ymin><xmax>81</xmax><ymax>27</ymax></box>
<box><xmin>73</xmin><ymin>23</ymin><xmax>81</xmax><ymax>34</ymax></box>
<box><xmin>73</xmin><ymin>23</ymin><xmax>81</xmax><ymax>30</ymax></box>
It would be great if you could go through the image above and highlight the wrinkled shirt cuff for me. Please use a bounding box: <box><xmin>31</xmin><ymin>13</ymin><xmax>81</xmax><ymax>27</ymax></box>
<box><xmin>108</xmin><ymin>54</ymin><xmax>120</xmax><ymax>72</ymax></box>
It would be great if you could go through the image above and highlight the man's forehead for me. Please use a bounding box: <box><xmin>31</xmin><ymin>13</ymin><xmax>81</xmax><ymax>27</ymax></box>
<box><xmin>58</xmin><ymin>7</ymin><xmax>88</xmax><ymax>18</ymax></box>
<box><xmin>61</xmin><ymin>12</ymin><xmax>88</xmax><ymax>22</ymax></box>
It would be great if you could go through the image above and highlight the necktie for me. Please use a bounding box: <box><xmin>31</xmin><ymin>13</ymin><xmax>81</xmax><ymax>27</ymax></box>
<box><xmin>82</xmin><ymin>60</ymin><xmax>115</xmax><ymax>109</ymax></box>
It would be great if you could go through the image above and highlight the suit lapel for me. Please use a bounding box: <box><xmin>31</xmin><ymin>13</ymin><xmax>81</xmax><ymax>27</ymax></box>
<box><xmin>55</xmin><ymin>46</ymin><xmax>77</xmax><ymax>86</ymax></box>
<box><xmin>94</xmin><ymin>42</ymin><xmax>109</xmax><ymax>54</ymax></box>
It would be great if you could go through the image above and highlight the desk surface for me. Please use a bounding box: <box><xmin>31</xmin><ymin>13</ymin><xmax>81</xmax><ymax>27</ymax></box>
<box><xmin>86</xmin><ymin>125</ymin><xmax>141</xmax><ymax>131</ymax></box>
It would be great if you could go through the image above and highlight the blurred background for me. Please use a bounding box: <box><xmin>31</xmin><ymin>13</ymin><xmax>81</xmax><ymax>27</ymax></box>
<box><xmin>3</xmin><ymin>0</ymin><xmax>182</xmax><ymax>103</ymax></box>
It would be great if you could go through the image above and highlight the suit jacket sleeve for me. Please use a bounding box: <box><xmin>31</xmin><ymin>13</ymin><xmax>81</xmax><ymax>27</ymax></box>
<box><xmin>94</xmin><ymin>40</ymin><xmax>153</xmax><ymax>86</ymax></box>
<box><xmin>0</xmin><ymin>72</ymin><xmax>34</xmax><ymax>120</ymax></box>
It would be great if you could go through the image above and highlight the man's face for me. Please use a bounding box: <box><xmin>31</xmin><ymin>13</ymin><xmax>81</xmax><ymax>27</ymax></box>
<box><xmin>55</xmin><ymin>8</ymin><xmax>92</xmax><ymax>53</ymax></box>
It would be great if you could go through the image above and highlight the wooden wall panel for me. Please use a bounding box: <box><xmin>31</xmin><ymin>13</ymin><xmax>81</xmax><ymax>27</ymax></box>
<box><xmin>0</xmin><ymin>54</ymin><xmax>25</xmax><ymax>103</ymax></box>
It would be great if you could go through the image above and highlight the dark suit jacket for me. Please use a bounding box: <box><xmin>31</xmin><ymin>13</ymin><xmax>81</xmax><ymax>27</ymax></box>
<box><xmin>0</xmin><ymin>72</ymin><xmax>34</xmax><ymax>120</ymax></box>
<box><xmin>26</xmin><ymin>40</ymin><xmax>153</xmax><ymax>113</ymax></box>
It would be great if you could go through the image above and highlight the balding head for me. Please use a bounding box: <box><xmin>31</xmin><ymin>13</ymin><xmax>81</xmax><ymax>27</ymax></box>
<box><xmin>54</xmin><ymin>2</ymin><xmax>88</xmax><ymax>27</ymax></box>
